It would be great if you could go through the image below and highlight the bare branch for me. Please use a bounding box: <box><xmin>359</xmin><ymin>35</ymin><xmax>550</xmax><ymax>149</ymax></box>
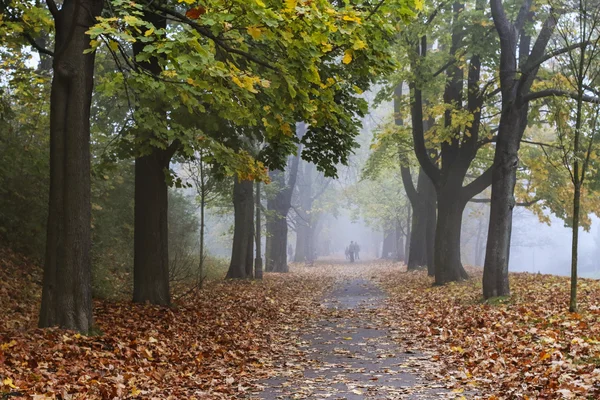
<box><xmin>23</xmin><ymin>33</ymin><xmax>54</xmax><ymax>57</ymax></box>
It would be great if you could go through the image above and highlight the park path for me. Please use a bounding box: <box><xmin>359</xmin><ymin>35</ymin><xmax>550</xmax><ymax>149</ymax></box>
<box><xmin>251</xmin><ymin>270</ymin><xmax>458</xmax><ymax>399</ymax></box>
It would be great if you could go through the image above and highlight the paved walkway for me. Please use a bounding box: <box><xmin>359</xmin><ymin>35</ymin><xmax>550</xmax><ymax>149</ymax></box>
<box><xmin>252</xmin><ymin>278</ymin><xmax>454</xmax><ymax>399</ymax></box>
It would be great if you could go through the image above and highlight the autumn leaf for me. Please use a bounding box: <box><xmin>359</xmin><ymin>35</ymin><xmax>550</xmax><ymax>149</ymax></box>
<box><xmin>342</xmin><ymin>50</ymin><xmax>353</xmax><ymax>64</ymax></box>
<box><xmin>247</xmin><ymin>25</ymin><xmax>263</xmax><ymax>40</ymax></box>
<box><xmin>185</xmin><ymin>6</ymin><xmax>206</xmax><ymax>20</ymax></box>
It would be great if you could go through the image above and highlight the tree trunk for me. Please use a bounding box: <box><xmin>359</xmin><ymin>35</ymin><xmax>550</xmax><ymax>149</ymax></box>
<box><xmin>484</xmin><ymin>0</ymin><xmax>558</xmax><ymax>299</ymax></box>
<box><xmin>254</xmin><ymin>181</ymin><xmax>263</xmax><ymax>280</ymax></box>
<box><xmin>133</xmin><ymin>150</ymin><xmax>171</xmax><ymax>305</ymax></box>
<box><xmin>396</xmin><ymin>219</ymin><xmax>405</xmax><ymax>262</ymax></box>
<box><xmin>198</xmin><ymin>153</ymin><xmax>206</xmax><ymax>288</ymax></box>
<box><xmin>226</xmin><ymin>177</ymin><xmax>254</xmax><ymax>279</ymax></box>
<box><xmin>405</xmin><ymin>205</ymin><xmax>411</xmax><ymax>261</ymax></box>
<box><xmin>425</xmin><ymin>189</ymin><xmax>436</xmax><ymax>276</ymax></box>
<box><xmin>265</xmin><ymin>139</ymin><xmax>301</xmax><ymax>272</ymax></box>
<box><xmin>131</xmin><ymin>9</ymin><xmax>172</xmax><ymax>305</ymax></box>
<box><xmin>265</xmin><ymin>170</ymin><xmax>291</xmax><ymax>272</ymax></box>
<box><xmin>267</xmin><ymin>213</ymin><xmax>288</xmax><ymax>272</ymax></box>
<box><xmin>434</xmin><ymin>191</ymin><xmax>469</xmax><ymax>284</ymax></box>
<box><xmin>294</xmin><ymin>161</ymin><xmax>313</xmax><ymax>262</ymax></box>
<box><xmin>483</xmin><ymin>111</ymin><xmax>522</xmax><ymax>298</ymax></box>
<box><xmin>402</xmin><ymin>168</ymin><xmax>436</xmax><ymax>272</ymax></box>
<box><xmin>381</xmin><ymin>229</ymin><xmax>395</xmax><ymax>259</ymax></box>
<box><xmin>39</xmin><ymin>0</ymin><xmax>103</xmax><ymax>333</ymax></box>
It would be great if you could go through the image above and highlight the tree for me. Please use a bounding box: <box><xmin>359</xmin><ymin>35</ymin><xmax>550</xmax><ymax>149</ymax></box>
<box><xmin>537</xmin><ymin>0</ymin><xmax>600</xmax><ymax>310</ymax></box>
<box><xmin>89</xmin><ymin>0</ymin><xmax>420</xmax><ymax>288</ymax></box>
<box><xmin>483</xmin><ymin>0</ymin><xmax>562</xmax><ymax>298</ymax></box>
<box><xmin>226</xmin><ymin>176</ymin><xmax>255</xmax><ymax>279</ymax></box>
<box><xmin>394</xmin><ymin>84</ymin><xmax>436</xmax><ymax>273</ymax></box>
<box><xmin>130</xmin><ymin>8</ymin><xmax>172</xmax><ymax>306</ymax></box>
<box><xmin>265</xmin><ymin>126</ymin><xmax>303</xmax><ymax>273</ymax></box>
<box><xmin>38</xmin><ymin>0</ymin><xmax>104</xmax><ymax>332</ymax></box>
<box><xmin>187</xmin><ymin>151</ymin><xmax>219</xmax><ymax>288</ymax></box>
<box><xmin>386</xmin><ymin>0</ymin><xmax>494</xmax><ymax>284</ymax></box>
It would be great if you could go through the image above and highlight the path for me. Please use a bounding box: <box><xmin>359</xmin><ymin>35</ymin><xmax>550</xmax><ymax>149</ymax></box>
<box><xmin>251</xmin><ymin>273</ymin><xmax>456</xmax><ymax>399</ymax></box>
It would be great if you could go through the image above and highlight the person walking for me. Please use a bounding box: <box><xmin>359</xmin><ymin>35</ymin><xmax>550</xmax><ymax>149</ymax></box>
<box><xmin>348</xmin><ymin>241</ymin><xmax>356</xmax><ymax>262</ymax></box>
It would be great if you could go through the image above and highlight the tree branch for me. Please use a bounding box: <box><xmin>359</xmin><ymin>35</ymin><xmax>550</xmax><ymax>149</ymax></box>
<box><xmin>523</xmin><ymin>42</ymin><xmax>589</xmax><ymax>73</ymax></box>
<box><xmin>152</xmin><ymin>5</ymin><xmax>278</xmax><ymax>72</ymax></box>
<box><xmin>523</xmin><ymin>89</ymin><xmax>600</xmax><ymax>104</ymax></box>
<box><xmin>46</xmin><ymin>0</ymin><xmax>59</xmax><ymax>18</ymax></box>
<box><xmin>400</xmin><ymin>166</ymin><xmax>419</xmax><ymax>206</ymax></box>
<box><xmin>23</xmin><ymin>33</ymin><xmax>54</xmax><ymax>57</ymax></box>
<box><xmin>461</xmin><ymin>165</ymin><xmax>493</xmax><ymax>202</ymax></box>
<box><xmin>470</xmin><ymin>197</ymin><xmax>540</xmax><ymax>206</ymax></box>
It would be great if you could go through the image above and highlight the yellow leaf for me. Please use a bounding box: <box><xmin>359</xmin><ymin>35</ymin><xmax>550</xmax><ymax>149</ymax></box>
<box><xmin>108</xmin><ymin>40</ymin><xmax>119</xmax><ymax>51</ymax></box>
<box><xmin>342</xmin><ymin>50</ymin><xmax>352</xmax><ymax>64</ymax></box>
<box><xmin>342</xmin><ymin>336</ymin><xmax>352</xmax><ymax>340</ymax></box>
<box><xmin>342</xmin><ymin>15</ymin><xmax>362</xmax><ymax>24</ymax></box>
<box><xmin>144</xmin><ymin>28</ymin><xmax>154</xmax><ymax>37</ymax></box>
<box><xmin>260</xmin><ymin>79</ymin><xmax>271</xmax><ymax>88</ymax></box>
<box><xmin>2</xmin><ymin>378</ymin><xmax>17</xmax><ymax>389</ymax></box>
<box><xmin>284</xmin><ymin>0</ymin><xmax>296</xmax><ymax>11</ymax></box>
<box><xmin>255</xmin><ymin>0</ymin><xmax>266</xmax><ymax>7</ymax></box>
<box><xmin>0</xmin><ymin>340</ymin><xmax>17</xmax><ymax>351</ymax></box>
<box><xmin>247</xmin><ymin>25</ymin><xmax>263</xmax><ymax>40</ymax></box>
<box><xmin>131</xmin><ymin>386</ymin><xmax>141</xmax><ymax>396</ymax></box>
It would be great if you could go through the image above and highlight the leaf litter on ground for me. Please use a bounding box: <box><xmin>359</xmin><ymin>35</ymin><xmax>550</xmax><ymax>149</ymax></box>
<box><xmin>3</xmin><ymin>255</ymin><xmax>600</xmax><ymax>399</ymax></box>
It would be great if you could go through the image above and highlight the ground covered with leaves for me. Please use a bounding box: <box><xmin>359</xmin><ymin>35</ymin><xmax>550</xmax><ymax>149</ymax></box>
<box><xmin>3</xmin><ymin>256</ymin><xmax>600</xmax><ymax>399</ymax></box>
<box><xmin>378</xmin><ymin>266</ymin><xmax>600</xmax><ymax>399</ymax></box>
<box><xmin>0</xmin><ymin>252</ymin><xmax>334</xmax><ymax>399</ymax></box>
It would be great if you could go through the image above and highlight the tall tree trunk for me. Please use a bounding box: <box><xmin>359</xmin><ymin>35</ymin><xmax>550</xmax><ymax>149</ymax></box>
<box><xmin>265</xmin><ymin>136</ymin><xmax>302</xmax><ymax>272</ymax></box>
<box><xmin>133</xmin><ymin>150</ymin><xmax>171</xmax><ymax>305</ymax></box>
<box><xmin>402</xmin><ymin>167</ymin><xmax>436</xmax><ymax>271</ymax></box>
<box><xmin>198</xmin><ymin>152</ymin><xmax>206</xmax><ymax>288</ymax></box>
<box><xmin>405</xmin><ymin>205</ymin><xmax>411</xmax><ymax>261</ymax></box>
<box><xmin>483</xmin><ymin>122</ymin><xmax>520</xmax><ymax>297</ymax></box>
<box><xmin>255</xmin><ymin>181</ymin><xmax>263</xmax><ymax>280</ymax></box>
<box><xmin>39</xmin><ymin>0</ymin><xmax>103</xmax><ymax>333</ymax></box>
<box><xmin>434</xmin><ymin>191</ymin><xmax>469</xmax><ymax>284</ymax></box>
<box><xmin>396</xmin><ymin>219</ymin><xmax>405</xmax><ymax>262</ymax></box>
<box><xmin>131</xmin><ymin>10</ymin><xmax>172</xmax><ymax>305</ymax></box>
<box><xmin>226</xmin><ymin>177</ymin><xmax>254</xmax><ymax>279</ymax></box>
<box><xmin>294</xmin><ymin>161</ymin><xmax>313</xmax><ymax>262</ymax></box>
<box><xmin>484</xmin><ymin>0</ymin><xmax>558</xmax><ymax>299</ymax></box>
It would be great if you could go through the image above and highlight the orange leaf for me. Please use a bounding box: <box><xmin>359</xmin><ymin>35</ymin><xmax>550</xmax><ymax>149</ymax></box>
<box><xmin>185</xmin><ymin>6</ymin><xmax>206</xmax><ymax>19</ymax></box>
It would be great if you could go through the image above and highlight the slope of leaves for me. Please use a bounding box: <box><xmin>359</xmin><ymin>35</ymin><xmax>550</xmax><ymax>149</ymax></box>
<box><xmin>0</xmin><ymin>262</ymin><xmax>333</xmax><ymax>399</ymax></box>
<box><xmin>0</xmin><ymin>247</ymin><xmax>42</xmax><ymax>332</ymax></box>
<box><xmin>377</xmin><ymin>267</ymin><xmax>600</xmax><ymax>399</ymax></box>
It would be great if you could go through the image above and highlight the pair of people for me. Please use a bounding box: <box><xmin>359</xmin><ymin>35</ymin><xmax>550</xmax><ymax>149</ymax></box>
<box><xmin>345</xmin><ymin>241</ymin><xmax>360</xmax><ymax>262</ymax></box>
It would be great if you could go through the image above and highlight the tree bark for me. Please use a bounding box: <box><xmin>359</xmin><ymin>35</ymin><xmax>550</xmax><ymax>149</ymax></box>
<box><xmin>226</xmin><ymin>177</ymin><xmax>254</xmax><ymax>279</ymax></box>
<box><xmin>39</xmin><ymin>0</ymin><xmax>103</xmax><ymax>333</ymax></box>
<box><xmin>434</xmin><ymin>190</ymin><xmax>469</xmax><ymax>284</ymax></box>
<box><xmin>133</xmin><ymin>150</ymin><xmax>171</xmax><ymax>305</ymax></box>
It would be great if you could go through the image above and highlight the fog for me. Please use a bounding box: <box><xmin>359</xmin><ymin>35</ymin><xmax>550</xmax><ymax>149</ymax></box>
<box><xmin>189</xmin><ymin>94</ymin><xmax>599</xmax><ymax>279</ymax></box>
